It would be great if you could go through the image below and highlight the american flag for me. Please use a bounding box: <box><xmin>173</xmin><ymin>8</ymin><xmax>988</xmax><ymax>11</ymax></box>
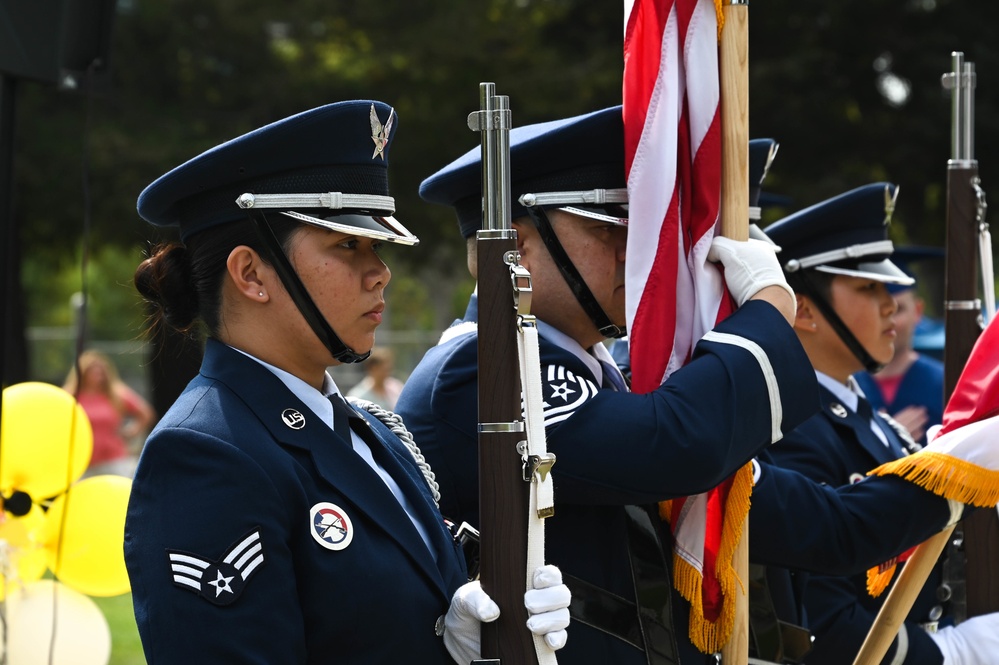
<box><xmin>623</xmin><ymin>0</ymin><xmax>750</xmax><ymax>653</ymax></box>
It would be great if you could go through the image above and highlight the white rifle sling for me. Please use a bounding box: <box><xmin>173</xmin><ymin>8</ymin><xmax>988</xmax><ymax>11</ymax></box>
<box><xmin>518</xmin><ymin>316</ymin><xmax>558</xmax><ymax>665</ymax></box>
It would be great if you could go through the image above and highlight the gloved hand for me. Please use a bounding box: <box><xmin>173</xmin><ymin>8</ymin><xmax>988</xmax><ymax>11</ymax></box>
<box><xmin>928</xmin><ymin>612</ymin><xmax>999</xmax><ymax>664</ymax></box>
<box><xmin>525</xmin><ymin>564</ymin><xmax>571</xmax><ymax>649</ymax></box>
<box><xmin>443</xmin><ymin>579</ymin><xmax>499</xmax><ymax>664</ymax></box>
<box><xmin>443</xmin><ymin>564</ymin><xmax>571</xmax><ymax>663</ymax></box>
<box><xmin>707</xmin><ymin>236</ymin><xmax>795</xmax><ymax>308</ymax></box>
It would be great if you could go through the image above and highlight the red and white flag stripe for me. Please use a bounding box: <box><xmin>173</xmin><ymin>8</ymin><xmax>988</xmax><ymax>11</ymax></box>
<box><xmin>624</xmin><ymin>0</ymin><xmax>742</xmax><ymax>652</ymax></box>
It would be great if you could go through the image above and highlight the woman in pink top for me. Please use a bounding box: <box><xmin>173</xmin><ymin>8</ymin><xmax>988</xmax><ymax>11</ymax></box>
<box><xmin>63</xmin><ymin>350</ymin><xmax>156</xmax><ymax>477</ymax></box>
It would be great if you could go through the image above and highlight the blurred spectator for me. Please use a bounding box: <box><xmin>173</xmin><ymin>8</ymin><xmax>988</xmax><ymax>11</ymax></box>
<box><xmin>346</xmin><ymin>346</ymin><xmax>405</xmax><ymax>410</ymax></box>
<box><xmin>63</xmin><ymin>350</ymin><xmax>156</xmax><ymax>477</ymax></box>
<box><xmin>855</xmin><ymin>248</ymin><xmax>945</xmax><ymax>444</ymax></box>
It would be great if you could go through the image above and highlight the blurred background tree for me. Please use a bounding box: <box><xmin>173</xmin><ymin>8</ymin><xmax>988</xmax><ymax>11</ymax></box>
<box><xmin>5</xmin><ymin>0</ymin><xmax>998</xmax><ymax>405</ymax></box>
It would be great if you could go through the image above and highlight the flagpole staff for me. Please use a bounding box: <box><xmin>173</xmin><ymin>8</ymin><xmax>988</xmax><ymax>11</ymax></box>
<box><xmin>719</xmin><ymin>2</ymin><xmax>750</xmax><ymax>664</ymax></box>
<box><xmin>852</xmin><ymin>50</ymin><xmax>988</xmax><ymax>665</ymax></box>
<box><xmin>468</xmin><ymin>82</ymin><xmax>538</xmax><ymax>665</ymax></box>
<box><xmin>719</xmin><ymin>0</ymin><xmax>749</xmax><ymax>243</ymax></box>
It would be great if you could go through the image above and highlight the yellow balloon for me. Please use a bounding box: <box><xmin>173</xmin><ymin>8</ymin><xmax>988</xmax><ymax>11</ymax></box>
<box><xmin>1</xmin><ymin>579</ymin><xmax>111</xmax><ymax>665</ymax></box>
<box><xmin>1</xmin><ymin>382</ymin><xmax>93</xmax><ymax>500</ymax></box>
<box><xmin>0</xmin><ymin>505</ymin><xmax>48</xmax><ymax>600</ymax></box>
<box><xmin>43</xmin><ymin>475</ymin><xmax>132</xmax><ymax>597</ymax></box>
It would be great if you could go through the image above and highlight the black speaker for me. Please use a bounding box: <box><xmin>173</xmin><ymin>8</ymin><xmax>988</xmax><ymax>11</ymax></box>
<box><xmin>0</xmin><ymin>0</ymin><xmax>116</xmax><ymax>88</ymax></box>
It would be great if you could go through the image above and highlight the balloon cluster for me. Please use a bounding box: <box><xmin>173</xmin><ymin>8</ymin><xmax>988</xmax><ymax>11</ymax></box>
<box><xmin>1</xmin><ymin>382</ymin><xmax>133</xmax><ymax>663</ymax></box>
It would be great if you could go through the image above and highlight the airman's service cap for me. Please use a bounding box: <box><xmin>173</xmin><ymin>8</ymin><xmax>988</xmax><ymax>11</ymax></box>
<box><xmin>764</xmin><ymin>182</ymin><xmax>914</xmax><ymax>286</ymax></box>
<box><xmin>137</xmin><ymin>100</ymin><xmax>417</xmax><ymax>245</ymax></box>
<box><xmin>419</xmin><ymin>106</ymin><xmax>626</xmax><ymax>239</ymax></box>
<box><xmin>886</xmin><ymin>245</ymin><xmax>945</xmax><ymax>294</ymax></box>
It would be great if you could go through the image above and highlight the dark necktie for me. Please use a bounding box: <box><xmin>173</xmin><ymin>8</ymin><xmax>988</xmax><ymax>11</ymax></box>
<box><xmin>854</xmin><ymin>396</ymin><xmax>874</xmax><ymax>424</ymax></box>
<box><xmin>327</xmin><ymin>393</ymin><xmax>357</xmax><ymax>447</ymax></box>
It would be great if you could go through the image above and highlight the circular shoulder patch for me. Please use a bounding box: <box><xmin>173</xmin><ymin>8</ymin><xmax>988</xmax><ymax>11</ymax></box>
<box><xmin>310</xmin><ymin>502</ymin><xmax>354</xmax><ymax>551</ymax></box>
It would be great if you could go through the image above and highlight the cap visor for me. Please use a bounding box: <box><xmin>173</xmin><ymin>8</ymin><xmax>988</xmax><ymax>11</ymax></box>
<box><xmin>815</xmin><ymin>259</ymin><xmax>915</xmax><ymax>286</ymax></box>
<box><xmin>279</xmin><ymin>211</ymin><xmax>419</xmax><ymax>246</ymax></box>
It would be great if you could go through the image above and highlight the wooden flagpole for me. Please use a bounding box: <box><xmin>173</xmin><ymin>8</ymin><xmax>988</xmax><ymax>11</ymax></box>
<box><xmin>719</xmin><ymin>2</ymin><xmax>750</xmax><ymax>664</ymax></box>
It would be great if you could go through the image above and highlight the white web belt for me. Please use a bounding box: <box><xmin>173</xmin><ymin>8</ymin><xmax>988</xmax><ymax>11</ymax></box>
<box><xmin>515</xmin><ymin>279</ymin><xmax>558</xmax><ymax>664</ymax></box>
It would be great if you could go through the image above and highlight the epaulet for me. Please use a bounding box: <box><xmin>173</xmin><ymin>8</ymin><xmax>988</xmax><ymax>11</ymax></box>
<box><xmin>438</xmin><ymin>321</ymin><xmax>477</xmax><ymax>346</ymax></box>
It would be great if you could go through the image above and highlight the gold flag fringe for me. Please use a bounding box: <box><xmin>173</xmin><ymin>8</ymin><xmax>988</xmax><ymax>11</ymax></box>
<box><xmin>868</xmin><ymin>451</ymin><xmax>999</xmax><ymax>508</ymax></box>
<box><xmin>865</xmin><ymin>560</ymin><xmax>897</xmax><ymax>598</ymax></box>
<box><xmin>659</xmin><ymin>461</ymin><xmax>754</xmax><ymax>654</ymax></box>
<box><xmin>713</xmin><ymin>0</ymin><xmax>725</xmax><ymax>40</ymax></box>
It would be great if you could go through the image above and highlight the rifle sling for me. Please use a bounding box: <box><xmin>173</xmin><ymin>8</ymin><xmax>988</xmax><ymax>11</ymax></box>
<box><xmin>564</xmin><ymin>505</ymin><xmax>680</xmax><ymax>664</ymax></box>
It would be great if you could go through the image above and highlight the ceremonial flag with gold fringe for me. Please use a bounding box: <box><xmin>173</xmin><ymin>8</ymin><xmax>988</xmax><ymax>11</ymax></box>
<box><xmin>866</xmin><ymin>313</ymin><xmax>999</xmax><ymax>596</ymax></box>
<box><xmin>623</xmin><ymin>0</ymin><xmax>751</xmax><ymax>652</ymax></box>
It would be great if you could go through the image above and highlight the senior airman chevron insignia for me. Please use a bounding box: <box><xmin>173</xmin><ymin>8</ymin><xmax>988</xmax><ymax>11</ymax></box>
<box><xmin>167</xmin><ymin>529</ymin><xmax>266</xmax><ymax>606</ymax></box>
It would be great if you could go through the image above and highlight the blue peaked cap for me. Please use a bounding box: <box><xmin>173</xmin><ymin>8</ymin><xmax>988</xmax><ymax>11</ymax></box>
<box><xmin>763</xmin><ymin>182</ymin><xmax>914</xmax><ymax>286</ymax></box>
<box><xmin>886</xmin><ymin>245</ymin><xmax>945</xmax><ymax>294</ymax></box>
<box><xmin>137</xmin><ymin>100</ymin><xmax>416</xmax><ymax>244</ymax></box>
<box><xmin>420</xmin><ymin>106</ymin><xmax>626</xmax><ymax>239</ymax></box>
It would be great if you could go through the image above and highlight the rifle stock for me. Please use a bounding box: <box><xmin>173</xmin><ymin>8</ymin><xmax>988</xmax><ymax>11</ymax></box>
<box><xmin>470</xmin><ymin>83</ymin><xmax>536</xmax><ymax>664</ymax></box>
<box><xmin>941</xmin><ymin>52</ymin><xmax>999</xmax><ymax>619</ymax></box>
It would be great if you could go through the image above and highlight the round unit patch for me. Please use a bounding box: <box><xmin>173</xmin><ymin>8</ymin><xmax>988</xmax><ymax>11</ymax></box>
<box><xmin>310</xmin><ymin>502</ymin><xmax>354</xmax><ymax>551</ymax></box>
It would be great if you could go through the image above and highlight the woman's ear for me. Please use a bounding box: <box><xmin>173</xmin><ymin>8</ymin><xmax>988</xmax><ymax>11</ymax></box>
<box><xmin>226</xmin><ymin>246</ymin><xmax>269</xmax><ymax>302</ymax></box>
<box><xmin>794</xmin><ymin>294</ymin><xmax>819</xmax><ymax>333</ymax></box>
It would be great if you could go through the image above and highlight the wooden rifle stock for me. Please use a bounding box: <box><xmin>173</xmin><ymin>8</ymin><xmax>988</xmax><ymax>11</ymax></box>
<box><xmin>470</xmin><ymin>83</ymin><xmax>536</xmax><ymax>664</ymax></box>
<box><xmin>941</xmin><ymin>53</ymin><xmax>999</xmax><ymax>619</ymax></box>
<box><xmin>853</xmin><ymin>50</ymin><xmax>994</xmax><ymax>665</ymax></box>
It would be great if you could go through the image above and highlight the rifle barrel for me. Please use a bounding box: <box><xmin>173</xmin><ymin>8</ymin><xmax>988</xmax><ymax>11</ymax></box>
<box><xmin>472</xmin><ymin>83</ymin><xmax>536</xmax><ymax>663</ymax></box>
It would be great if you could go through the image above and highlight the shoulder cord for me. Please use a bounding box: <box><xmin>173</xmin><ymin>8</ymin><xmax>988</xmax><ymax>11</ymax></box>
<box><xmin>876</xmin><ymin>411</ymin><xmax>923</xmax><ymax>455</ymax></box>
<box><xmin>346</xmin><ymin>397</ymin><xmax>441</xmax><ymax>507</ymax></box>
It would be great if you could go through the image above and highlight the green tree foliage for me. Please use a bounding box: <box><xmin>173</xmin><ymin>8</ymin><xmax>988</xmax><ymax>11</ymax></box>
<box><xmin>10</xmin><ymin>0</ymin><xmax>999</xmax><ymax>376</ymax></box>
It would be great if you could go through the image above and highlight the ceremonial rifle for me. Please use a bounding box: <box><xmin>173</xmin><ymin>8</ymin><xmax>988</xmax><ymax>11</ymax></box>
<box><xmin>719</xmin><ymin>2</ymin><xmax>750</xmax><ymax>663</ymax></box>
<box><xmin>941</xmin><ymin>52</ymin><xmax>998</xmax><ymax>621</ymax></box>
<box><xmin>468</xmin><ymin>83</ymin><xmax>540</xmax><ymax>665</ymax></box>
<box><xmin>852</xmin><ymin>51</ymin><xmax>993</xmax><ymax>664</ymax></box>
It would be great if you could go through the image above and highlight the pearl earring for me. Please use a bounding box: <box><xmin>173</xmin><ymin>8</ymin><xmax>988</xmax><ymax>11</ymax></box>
<box><xmin>258</xmin><ymin>292</ymin><xmax>265</xmax><ymax>297</ymax></box>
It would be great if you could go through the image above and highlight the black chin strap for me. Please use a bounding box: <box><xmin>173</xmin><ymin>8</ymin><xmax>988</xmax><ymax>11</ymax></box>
<box><xmin>525</xmin><ymin>206</ymin><xmax>625</xmax><ymax>339</ymax></box>
<box><xmin>247</xmin><ymin>212</ymin><xmax>370</xmax><ymax>364</ymax></box>
<box><xmin>795</xmin><ymin>270</ymin><xmax>885</xmax><ymax>373</ymax></box>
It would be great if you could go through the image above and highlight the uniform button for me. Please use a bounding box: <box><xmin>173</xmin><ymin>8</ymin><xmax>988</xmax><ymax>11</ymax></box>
<box><xmin>937</xmin><ymin>584</ymin><xmax>952</xmax><ymax>602</ymax></box>
<box><xmin>435</xmin><ymin>614</ymin><xmax>446</xmax><ymax>636</ymax></box>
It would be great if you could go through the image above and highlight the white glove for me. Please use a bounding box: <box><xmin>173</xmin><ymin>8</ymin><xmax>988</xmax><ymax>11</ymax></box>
<box><xmin>443</xmin><ymin>580</ymin><xmax>499</xmax><ymax>665</ymax></box>
<box><xmin>928</xmin><ymin>612</ymin><xmax>999</xmax><ymax>665</ymax></box>
<box><xmin>443</xmin><ymin>565</ymin><xmax>571</xmax><ymax>664</ymax></box>
<box><xmin>707</xmin><ymin>236</ymin><xmax>795</xmax><ymax>307</ymax></box>
<box><xmin>525</xmin><ymin>564</ymin><xmax>571</xmax><ymax>650</ymax></box>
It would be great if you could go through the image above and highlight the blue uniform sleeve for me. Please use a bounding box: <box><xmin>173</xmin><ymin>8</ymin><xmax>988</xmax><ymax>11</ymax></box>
<box><xmin>546</xmin><ymin>300</ymin><xmax>819</xmax><ymax>503</ymax></box>
<box><xmin>125</xmin><ymin>428</ymin><xmax>307</xmax><ymax>664</ymax></box>
<box><xmin>750</xmin><ymin>459</ymin><xmax>955</xmax><ymax>573</ymax></box>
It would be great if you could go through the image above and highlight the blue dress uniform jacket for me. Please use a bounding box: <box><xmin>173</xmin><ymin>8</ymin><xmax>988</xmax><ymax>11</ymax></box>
<box><xmin>854</xmin><ymin>355</ymin><xmax>945</xmax><ymax>444</ymax></box>
<box><xmin>397</xmin><ymin>298</ymin><xmax>820</xmax><ymax>665</ymax></box>
<box><xmin>767</xmin><ymin>385</ymin><xmax>948</xmax><ymax>665</ymax></box>
<box><xmin>124</xmin><ymin>340</ymin><xmax>466</xmax><ymax>664</ymax></box>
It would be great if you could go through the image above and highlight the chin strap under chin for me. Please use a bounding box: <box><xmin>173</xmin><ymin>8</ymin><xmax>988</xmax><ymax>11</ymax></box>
<box><xmin>247</xmin><ymin>212</ymin><xmax>370</xmax><ymax>364</ymax></box>
<box><xmin>796</xmin><ymin>270</ymin><xmax>885</xmax><ymax>373</ymax></box>
<box><xmin>525</xmin><ymin>206</ymin><xmax>625</xmax><ymax>339</ymax></box>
